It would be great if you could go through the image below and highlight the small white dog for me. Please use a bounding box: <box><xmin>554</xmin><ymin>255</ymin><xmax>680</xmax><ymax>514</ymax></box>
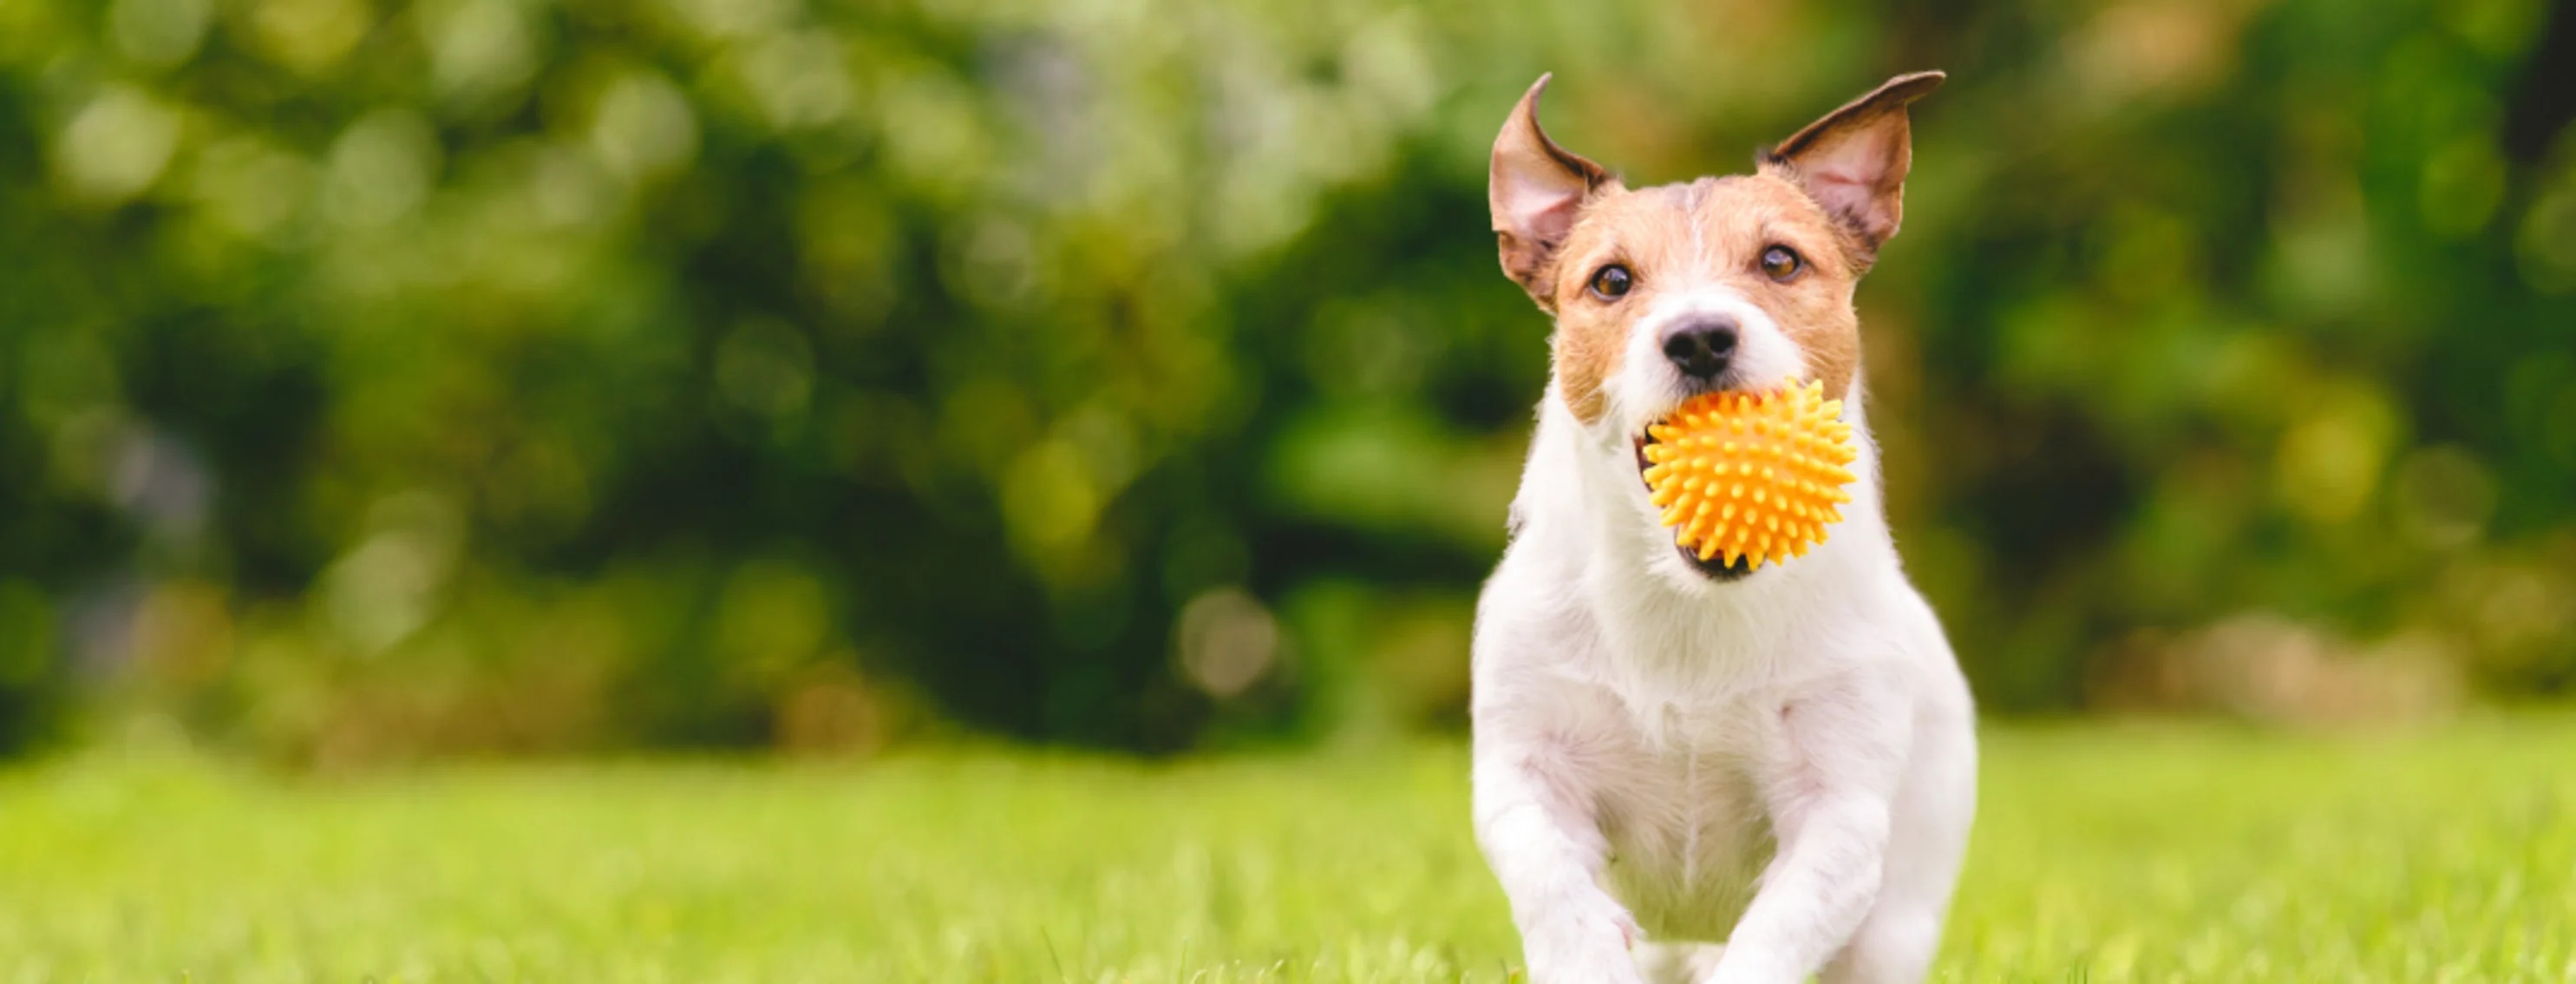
<box><xmin>1472</xmin><ymin>72</ymin><xmax>1976</xmax><ymax>984</ymax></box>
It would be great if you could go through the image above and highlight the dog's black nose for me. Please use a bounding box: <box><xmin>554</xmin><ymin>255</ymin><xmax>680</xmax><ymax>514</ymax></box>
<box><xmin>1660</xmin><ymin>315</ymin><xmax>1738</xmax><ymax>382</ymax></box>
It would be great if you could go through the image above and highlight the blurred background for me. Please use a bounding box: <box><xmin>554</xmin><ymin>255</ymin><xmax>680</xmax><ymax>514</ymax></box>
<box><xmin>0</xmin><ymin>0</ymin><xmax>2570</xmax><ymax>765</ymax></box>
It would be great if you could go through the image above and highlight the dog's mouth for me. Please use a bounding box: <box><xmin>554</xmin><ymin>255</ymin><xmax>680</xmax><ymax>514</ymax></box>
<box><xmin>1632</xmin><ymin>430</ymin><xmax>1755</xmax><ymax>581</ymax></box>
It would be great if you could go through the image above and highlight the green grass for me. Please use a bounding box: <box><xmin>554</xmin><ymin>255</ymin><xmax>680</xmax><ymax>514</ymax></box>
<box><xmin>3</xmin><ymin>718</ymin><xmax>2573</xmax><ymax>982</ymax></box>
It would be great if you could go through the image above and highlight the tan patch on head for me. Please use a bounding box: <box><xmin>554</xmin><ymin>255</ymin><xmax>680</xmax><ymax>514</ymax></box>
<box><xmin>1546</xmin><ymin>184</ymin><xmax>1675</xmax><ymax>425</ymax></box>
<box><xmin>1543</xmin><ymin>175</ymin><xmax>1867</xmax><ymax>425</ymax></box>
<box><xmin>1697</xmin><ymin>174</ymin><xmax>1864</xmax><ymax>402</ymax></box>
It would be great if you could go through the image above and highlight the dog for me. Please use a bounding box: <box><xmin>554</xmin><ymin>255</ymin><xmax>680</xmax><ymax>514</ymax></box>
<box><xmin>1470</xmin><ymin>72</ymin><xmax>1977</xmax><ymax>984</ymax></box>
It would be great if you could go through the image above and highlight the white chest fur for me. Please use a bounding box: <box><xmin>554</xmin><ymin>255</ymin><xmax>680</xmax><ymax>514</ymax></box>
<box><xmin>1473</xmin><ymin>390</ymin><xmax>1973</xmax><ymax>981</ymax></box>
<box><xmin>1592</xmin><ymin>697</ymin><xmax>1787</xmax><ymax>940</ymax></box>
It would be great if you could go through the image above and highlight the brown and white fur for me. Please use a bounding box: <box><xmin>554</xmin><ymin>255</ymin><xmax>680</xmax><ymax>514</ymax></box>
<box><xmin>1471</xmin><ymin>73</ymin><xmax>1976</xmax><ymax>984</ymax></box>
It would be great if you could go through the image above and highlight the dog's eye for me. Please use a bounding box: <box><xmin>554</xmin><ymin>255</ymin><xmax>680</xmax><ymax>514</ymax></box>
<box><xmin>1760</xmin><ymin>246</ymin><xmax>1802</xmax><ymax>282</ymax></box>
<box><xmin>1590</xmin><ymin>265</ymin><xmax>1633</xmax><ymax>299</ymax></box>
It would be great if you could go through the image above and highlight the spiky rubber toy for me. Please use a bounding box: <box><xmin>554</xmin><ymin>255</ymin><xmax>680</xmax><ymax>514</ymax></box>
<box><xmin>1640</xmin><ymin>380</ymin><xmax>1858</xmax><ymax>570</ymax></box>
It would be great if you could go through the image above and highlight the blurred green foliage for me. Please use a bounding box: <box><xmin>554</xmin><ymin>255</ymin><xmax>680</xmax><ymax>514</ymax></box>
<box><xmin>0</xmin><ymin>0</ymin><xmax>2572</xmax><ymax>759</ymax></box>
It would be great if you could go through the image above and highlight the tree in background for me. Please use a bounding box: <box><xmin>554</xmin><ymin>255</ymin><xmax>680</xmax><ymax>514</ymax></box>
<box><xmin>0</xmin><ymin>0</ymin><xmax>2571</xmax><ymax>760</ymax></box>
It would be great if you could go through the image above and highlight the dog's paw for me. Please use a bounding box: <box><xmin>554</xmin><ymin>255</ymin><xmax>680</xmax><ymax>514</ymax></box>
<box><xmin>1520</xmin><ymin>902</ymin><xmax>1645</xmax><ymax>984</ymax></box>
<box><xmin>1702</xmin><ymin>948</ymin><xmax>1801</xmax><ymax>984</ymax></box>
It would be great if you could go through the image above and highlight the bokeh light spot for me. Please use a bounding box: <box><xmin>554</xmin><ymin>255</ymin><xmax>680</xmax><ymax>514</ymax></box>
<box><xmin>51</xmin><ymin>85</ymin><xmax>180</xmax><ymax>206</ymax></box>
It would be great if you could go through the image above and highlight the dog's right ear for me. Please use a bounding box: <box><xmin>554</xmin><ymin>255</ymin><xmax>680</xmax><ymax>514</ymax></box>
<box><xmin>1759</xmin><ymin>71</ymin><xmax>1943</xmax><ymax>267</ymax></box>
<box><xmin>1491</xmin><ymin>74</ymin><xmax>1612</xmax><ymax>311</ymax></box>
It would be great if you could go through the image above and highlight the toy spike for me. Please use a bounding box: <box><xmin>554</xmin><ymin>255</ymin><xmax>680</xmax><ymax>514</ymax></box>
<box><xmin>1641</xmin><ymin>382</ymin><xmax>1860</xmax><ymax>570</ymax></box>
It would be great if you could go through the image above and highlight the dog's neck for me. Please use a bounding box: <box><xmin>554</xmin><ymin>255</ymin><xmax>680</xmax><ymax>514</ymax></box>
<box><xmin>1506</xmin><ymin>384</ymin><xmax>1903</xmax><ymax>707</ymax></box>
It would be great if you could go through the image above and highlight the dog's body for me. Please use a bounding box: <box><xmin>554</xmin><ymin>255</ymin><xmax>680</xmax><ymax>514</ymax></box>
<box><xmin>1472</xmin><ymin>74</ymin><xmax>1976</xmax><ymax>984</ymax></box>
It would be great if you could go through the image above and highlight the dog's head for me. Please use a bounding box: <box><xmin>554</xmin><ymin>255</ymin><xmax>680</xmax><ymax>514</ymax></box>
<box><xmin>1491</xmin><ymin>72</ymin><xmax>1939</xmax><ymax>580</ymax></box>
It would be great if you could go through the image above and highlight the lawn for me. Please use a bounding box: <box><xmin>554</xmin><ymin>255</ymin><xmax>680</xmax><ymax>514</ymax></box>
<box><xmin>2</xmin><ymin>718</ymin><xmax>2572</xmax><ymax>982</ymax></box>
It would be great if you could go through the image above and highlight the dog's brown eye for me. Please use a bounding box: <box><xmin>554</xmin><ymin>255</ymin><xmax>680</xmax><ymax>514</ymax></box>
<box><xmin>1590</xmin><ymin>265</ymin><xmax>1633</xmax><ymax>298</ymax></box>
<box><xmin>1760</xmin><ymin>246</ymin><xmax>1802</xmax><ymax>282</ymax></box>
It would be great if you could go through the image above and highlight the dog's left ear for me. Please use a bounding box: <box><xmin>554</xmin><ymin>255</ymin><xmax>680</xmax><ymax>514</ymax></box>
<box><xmin>1761</xmin><ymin>71</ymin><xmax>1944</xmax><ymax>266</ymax></box>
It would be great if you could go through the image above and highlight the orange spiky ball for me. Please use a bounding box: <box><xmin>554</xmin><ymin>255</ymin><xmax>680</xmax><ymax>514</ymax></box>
<box><xmin>1640</xmin><ymin>381</ymin><xmax>1858</xmax><ymax>570</ymax></box>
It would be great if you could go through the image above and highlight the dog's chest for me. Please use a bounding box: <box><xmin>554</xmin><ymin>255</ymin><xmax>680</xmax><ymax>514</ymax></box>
<box><xmin>1589</xmin><ymin>700</ymin><xmax>1786</xmax><ymax>941</ymax></box>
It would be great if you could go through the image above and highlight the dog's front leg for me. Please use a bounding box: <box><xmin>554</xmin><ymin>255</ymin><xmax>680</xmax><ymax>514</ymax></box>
<box><xmin>1710</xmin><ymin>684</ymin><xmax>1912</xmax><ymax>984</ymax></box>
<box><xmin>1474</xmin><ymin>739</ymin><xmax>1645</xmax><ymax>984</ymax></box>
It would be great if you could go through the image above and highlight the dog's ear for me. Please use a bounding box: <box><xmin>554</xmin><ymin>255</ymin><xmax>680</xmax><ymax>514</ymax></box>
<box><xmin>1761</xmin><ymin>71</ymin><xmax>1944</xmax><ymax>266</ymax></box>
<box><xmin>1491</xmin><ymin>74</ymin><xmax>1612</xmax><ymax>310</ymax></box>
